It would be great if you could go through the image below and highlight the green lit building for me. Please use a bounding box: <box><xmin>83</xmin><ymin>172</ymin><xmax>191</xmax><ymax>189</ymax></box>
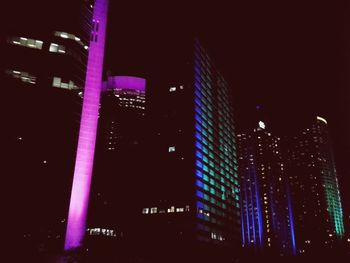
<box><xmin>284</xmin><ymin>116</ymin><xmax>344</xmax><ymax>255</ymax></box>
<box><xmin>139</xmin><ymin>39</ymin><xmax>241</xmax><ymax>262</ymax></box>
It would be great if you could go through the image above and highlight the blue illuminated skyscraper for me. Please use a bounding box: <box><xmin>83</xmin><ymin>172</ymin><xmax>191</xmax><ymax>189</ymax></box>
<box><xmin>139</xmin><ymin>39</ymin><xmax>241</xmax><ymax>261</ymax></box>
<box><xmin>237</xmin><ymin>121</ymin><xmax>296</xmax><ymax>256</ymax></box>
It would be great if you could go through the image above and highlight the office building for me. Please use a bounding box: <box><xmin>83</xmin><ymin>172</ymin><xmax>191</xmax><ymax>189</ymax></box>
<box><xmin>137</xmin><ymin>39</ymin><xmax>241</xmax><ymax>262</ymax></box>
<box><xmin>237</xmin><ymin>121</ymin><xmax>296</xmax><ymax>257</ymax></box>
<box><xmin>2</xmin><ymin>0</ymin><xmax>94</xmax><ymax>258</ymax></box>
<box><xmin>285</xmin><ymin>116</ymin><xmax>345</xmax><ymax>255</ymax></box>
<box><xmin>86</xmin><ymin>76</ymin><xmax>147</xmax><ymax>253</ymax></box>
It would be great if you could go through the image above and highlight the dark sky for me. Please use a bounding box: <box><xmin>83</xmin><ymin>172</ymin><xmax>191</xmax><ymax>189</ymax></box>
<box><xmin>105</xmin><ymin>1</ymin><xmax>350</xmax><ymax>212</ymax></box>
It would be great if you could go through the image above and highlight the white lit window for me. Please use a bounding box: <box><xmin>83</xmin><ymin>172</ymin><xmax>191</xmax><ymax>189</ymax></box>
<box><xmin>49</xmin><ymin>43</ymin><xmax>58</xmax><ymax>52</ymax></box>
<box><xmin>53</xmin><ymin>77</ymin><xmax>61</xmax><ymax>87</ymax></box>
<box><xmin>168</xmin><ymin>146</ymin><xmax>176</xmax><ymax>152</ymax></box>
<box><xmin>142</xmin><ymin>208</ymin><xmax>149</xmax><ymax>214</ymax></box>
<box><xmin>150</xmin><ymin>207</ymin><xmax>157</xmax><ymax>214</ymax></box>
<box><xmin>54</xmin><ymin>31</ymin><xmax>86</xmax><ymax>48</ymax></box>
<box><xmin>176</xmin><ymin>208</ymin><xmax>184</xmax><ymax>212</ymax></box>
<box><xmin>167</xmin><ymin>206</ymin><xmax>175</xmax><ymax>213</ymax></box>
<box><xmin>258</xmin><ymin>121</ymin><xmax>266</xmax><ymax>129</ymax></box>
<box><xmin>5</xmin><ymin>69</ymin><xmax>36</xmax><ymax>84</ymax></box>
<box><xmin>49</xmin><ymin>43</ymin><xmax>66</xmax><ymax>53</ymax></box>
<box><xmin>169</xmin><ymin>87</ymin><xmax>176</xmax><ymax>92</ymax></box>
<box><xmin>10</xmin><ymin>36</ymin><xmax>43</xmax><ymax>50</ymax></box>
<box><xmin>52</xmin><ymin>77</ymin><xmax>79</xmax><ymax>90</ymax></box>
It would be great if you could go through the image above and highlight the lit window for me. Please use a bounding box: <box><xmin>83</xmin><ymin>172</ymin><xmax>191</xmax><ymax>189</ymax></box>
<box><xmin>53</xmin><ymin>77</ymin><xmax>61</xmax><ymax>87</ymax></box>
<box><xmin>150</xmin><ymin>207</ymin><xmax>158</xmax><ymax>214</ymax></box>
<box><xmin>168</xmin><ymin>146</ymin><xmax>176</xmax><ymax>152</ymax></box>
<box><xmin>5</xmin><ymin>69</ymin><xmax>36</xmax><ymax>84</ymax></box>
<box><xmin>49</xmin><ymin>43</ymin><xmax>58</xmax><ymax>52</ymax></box>
<box><xmin>176</xmin><ymin>208</ymin><xmax>184</xmax><ymax>212</ymax></box>
<box><xmin>49</xmin><ymin>43</ymin><xmax>66</xmax><ymax>53</ymax></box>
<box><xmin>167</xmin><ymin>206</ymin><xmax>175</xmax><ymax>213</ymax></box>
<box><xmin>52</xmin><ymin>77</ymin><xmax>79</xmax><ymax>90</ymax></box>
<box><xmin>10</xmin><ymin>36</ymin><xmax>43</xmax><ymax>50</ymax></box>
<box><xmin>142</xmin><ymin>208</ymin><xmax>149</xmax><ymax>214</ymax></box>
<box><xmin>54</xmin><ymin>31</ymin><xmax>86</xmax><ymax>48</ymax></box>
<box><xmin>169</xmin><ymin>87</ymin><xmax>176</xmax><ymax>92</ymax></box>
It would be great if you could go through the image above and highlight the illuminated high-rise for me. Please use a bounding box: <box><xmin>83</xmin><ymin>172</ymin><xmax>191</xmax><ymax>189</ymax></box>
<box><xmin>237</xmin><ymin>121</ymin><xmax>296</xmax><ymax>257</ymax></box>
<box><xmin>285</xmin><ymin>116</ymin><xmax>344</xmax><ymax>255</ymax></box>
<box><xmin>138</xmin><ymin>39</ymin><xmax>241</xmax><ymax>262</ymax></box>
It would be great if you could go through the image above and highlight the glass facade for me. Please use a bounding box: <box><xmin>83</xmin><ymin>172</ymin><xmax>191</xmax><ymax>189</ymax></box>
<box><xmin>193</xmin><ymin>40</ymin><xmax>240</xmax><ymax>244</ymax></box>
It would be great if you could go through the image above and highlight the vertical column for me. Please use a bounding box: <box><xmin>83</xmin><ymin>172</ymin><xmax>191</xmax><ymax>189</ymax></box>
<box><xmin>64</xmin><ymin>0</ymin><xmax>109</xmax><ymax>251</ymax></box>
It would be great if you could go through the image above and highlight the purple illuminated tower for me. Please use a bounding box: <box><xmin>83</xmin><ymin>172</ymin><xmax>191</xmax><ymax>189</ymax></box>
<box><xmin>64</xmin><ymin>0</ymin><xmax>109</xmax><ymax>250</ymax></box>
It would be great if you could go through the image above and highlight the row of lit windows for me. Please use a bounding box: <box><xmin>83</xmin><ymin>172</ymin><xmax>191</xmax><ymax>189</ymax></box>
<box><xmin>196</xmin><ymin>179</ymin><xmax>240</xmax><ymax>203</ymax></box>
<box><xmin>5</xmin><ymin>69</ymin><xmax>36</xmax><ymax>84</ymax></box>
<box><xmin>49</xmin><ymin>43</ymin><xmax>66</xmax><ymax>53</ymax></box>
<box><xmin>196</xmin><ymin>158</ymin><xmax>238</xmax><ymax>186</ymax></box>
<box><xmin>86</xmin><ymin>228</ymin><xmax>117</xmax><ymax>237</ymax></box>
<box><xmin>54</xmin><ymin>31</ymin><xmax>88</xmax><ymax>50</ymax></box>
<box><xmin>52</xmin><ymin>77</ymin><xmax>79</xmax><ymax>90</ymax></box>
<box><xmin>142</xmin><ymin>205</ymin><xmax>190</xmax><ymax>214</ymax></box>
<box><xmin>195</xmin><ymin>144</ymin><xmax>238</xmax><ymax>183</ymax></box>
<box><xmin>9</xmin><ymin>36</ymin><xmax>43</xmax><ymax>50</ymax></box>
<box><xmin>195</xmin><ymin>147</ymin><xmax>236</xmax><ymax>175</ymax></box>
<box><xmin>194</xmin><ymin>46</ymin><xmax>239</xmax><ymax>232</ymax></box>
<box><xmin>9</xmin><ymin>33</ymin><xmax>88</xmax><ymax>52</ymax></box>
<box><xmin>195</xmin><ymin>118</ymin><xmax>236</xmax><ymax>152</ymax></box>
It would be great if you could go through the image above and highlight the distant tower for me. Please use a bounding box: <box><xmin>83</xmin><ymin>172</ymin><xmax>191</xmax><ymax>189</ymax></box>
<box><xmin>64</xmin><ymin>0</ymin><xmax>109</xmax><ymax>251</ymax></box>
<box><xmin>237</xmin><ymin>121</ymin><xmax>296</xmax><ymax>256</ymax></box>
<box><xmin>285</xmin><ymin>116</ymin><xmax>344</xmax><ymax>254</ymax></box>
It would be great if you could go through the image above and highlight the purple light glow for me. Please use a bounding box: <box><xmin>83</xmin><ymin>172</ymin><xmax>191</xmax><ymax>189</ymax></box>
<box><xmin>103</xmin><ymin>76</ymin><xmax>146</xmax><ymax>91</ymax></box>
<box><xmin>64</xmin><ymin>0</ymin><xmax>109</xmax><ymax>251</ymax></box>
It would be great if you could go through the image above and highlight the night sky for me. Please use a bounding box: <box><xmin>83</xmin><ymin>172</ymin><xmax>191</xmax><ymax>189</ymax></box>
<box><xmin>105</xmin><ymin>1</ymin><xmax>350</xmax><ymax>212</ymax></box>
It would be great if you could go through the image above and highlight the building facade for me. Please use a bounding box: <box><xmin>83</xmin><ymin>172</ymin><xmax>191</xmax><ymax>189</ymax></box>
<box><xmin>2</xmin><ymin>0</ymin><xmax>94</xmax><ymax>258</ymax></box>
<box><xmin>138</xmin><ymin>39</ymin><xmax>241</xmax><ymax>262</ymax></box>
<box><xmin>285</xmin><ymin>116</ymin><xmax>345</xmax><ymax>255</ymax></box>
<box><xmin>237</xmin><ymin>121</ymin><xmax>296</xmax><ymax>257</ymax></box>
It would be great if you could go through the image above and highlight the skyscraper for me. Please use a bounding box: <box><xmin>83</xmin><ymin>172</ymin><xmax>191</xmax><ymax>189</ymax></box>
<box><xmin>237</xmin><ymin>121</ymin><xmax>296</xmax><ymax>257</ymax></box>
<box><xmin>285</xmin><ymin>116</ymin><xmax>345</xmax><ymax>255</ymax></box>
<box><xmin>137</xmin><ymin>39</ymin><xmax>241</xmax><ymax>262</ymax></box>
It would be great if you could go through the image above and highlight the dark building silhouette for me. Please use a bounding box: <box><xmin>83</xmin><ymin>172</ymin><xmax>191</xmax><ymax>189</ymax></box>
<box><xmin>284</xmin><ymin>116</ymin><xmax>345</xmax><ymax>255</ymax></box>
<box><xmin>86</xmin><ymin>75</ymin><xmax>147</xmax><ymax>259</ymax></box>
<box><xmin>237</xmin><ymin>121</ymin><xmax>296</xmax><ymax>257</ymax></box>
<box><xmin>129</xmin><ymin>39</ymin><xmax>242</xmax><ymax>262</ymax></box>
<box><xmin>2</xmin><ymin>0</ymin><xmax>93</xmax><ymax>258</ymax></box>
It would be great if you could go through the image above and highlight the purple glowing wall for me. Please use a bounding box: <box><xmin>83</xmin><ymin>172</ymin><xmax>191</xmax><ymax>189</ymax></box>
<box><xmin>103</xmin><ymin>76</ymin><xmax>146</xmax><ymax>91</ymax></box>
<box><xmin>64</xmin><ymin>0</ymin><xmax>109</xmax><ymax>251</ymax></box>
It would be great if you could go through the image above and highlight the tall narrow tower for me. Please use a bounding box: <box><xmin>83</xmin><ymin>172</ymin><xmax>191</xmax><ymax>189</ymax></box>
<box><xmin>64</xmin><ymin>0</ymin><xmax>109</xmax><ymax>251</ymax></box>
